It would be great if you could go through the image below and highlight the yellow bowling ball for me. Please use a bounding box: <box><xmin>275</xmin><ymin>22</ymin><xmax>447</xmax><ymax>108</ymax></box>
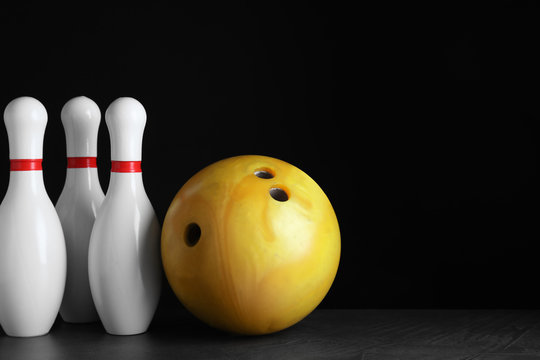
<box><xmin>161</xmin><ymin>155</ymin><xmax>340</xmax><ymax>335</ymax></box>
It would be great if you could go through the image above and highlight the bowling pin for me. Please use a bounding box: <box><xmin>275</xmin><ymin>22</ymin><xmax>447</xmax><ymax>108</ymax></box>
<box><xmin>56</xmin><ymin>96</ymin><xmax>105</xmax><ymax>323</ymax></box>
<box><xmin>0</xmin><ymin>97</ymin><xmax>66</xmax><ymax>337</ymax></box>
<box><xmin>88</xmin><ymin>97</ymin><xmax>161</xmax><ymax>335</ymax></box>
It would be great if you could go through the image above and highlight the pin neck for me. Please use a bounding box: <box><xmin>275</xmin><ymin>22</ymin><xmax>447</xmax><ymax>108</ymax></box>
<box><xmin>108</xmin><ymin>169</ymin><xmax>145</xmax><ymax>195</ymax></box>
<box><xmin>63</xmin><ymin>162</ymin><xmax>101</xmax><ymax>190</ymax></box>
<box><xmin>111</xmin><ymin>161</ymin><xmax>142</xmax><ymax>173</ymax></box>
<box><xmin>10</xmin><ymin>159</ymin><xmax>42</xmax><ymax>171</ymax></box>
<box><xmin>67</xmin><ymin>157</ymin><xmax>97</xmax><ymax>168</ymax></box>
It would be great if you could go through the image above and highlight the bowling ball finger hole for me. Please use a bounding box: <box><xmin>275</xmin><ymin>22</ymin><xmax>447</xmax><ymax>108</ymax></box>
<box><xmin>270</xmin><ymin>187</ymin><xmax>289</xmax><ymax>202</ymax></box>
<box><xmin>254</xmin><ymin>168</ymin><xmax>275</xmax><ymax>179</ymax></box>
<box><xmin>185</xmin><ymin>223</ymin><xmax>201</xmax><ymax>247</ymax></box>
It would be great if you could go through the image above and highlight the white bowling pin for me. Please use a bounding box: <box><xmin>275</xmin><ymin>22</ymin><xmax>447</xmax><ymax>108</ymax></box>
<box><xmin>0</xmin><ymin>97</ymin><xmax>66</xmax><ymax>337</ymax></box>
<box><xmin>56</xmin><ymin>96</ymin><xmax>105</xmax><ymax>323</ymax></box>
<box><xmin>88</xmin><ymin>97</ymin><xmax>161</xmax><ymax>335</ymax></box>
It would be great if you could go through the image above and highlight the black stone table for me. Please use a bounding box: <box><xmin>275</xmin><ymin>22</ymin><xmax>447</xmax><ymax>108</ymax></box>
<box><xmin>3</xmin><ymin>308</ymin><xmax>540</xmax><ymax>359</ymax></box>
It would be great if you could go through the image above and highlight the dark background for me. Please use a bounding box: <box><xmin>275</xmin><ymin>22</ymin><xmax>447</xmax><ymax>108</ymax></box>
<box><xmin>0</xmin><ymin>1</ymin><xmax>539</xmax><ymax>311</ymax></box>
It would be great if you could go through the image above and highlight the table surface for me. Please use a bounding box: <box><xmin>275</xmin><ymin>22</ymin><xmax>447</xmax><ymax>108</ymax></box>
<box><xmin>3</xmin><ymin>308</ymin><xmax>540</xmax><ymax>359</ymax></box>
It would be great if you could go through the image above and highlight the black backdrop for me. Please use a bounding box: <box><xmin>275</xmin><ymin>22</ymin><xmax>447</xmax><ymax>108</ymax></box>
<box><xmin>1</xmin><ymin>1</ymin><xmax>539</xmax><ymax>311</ymax></box>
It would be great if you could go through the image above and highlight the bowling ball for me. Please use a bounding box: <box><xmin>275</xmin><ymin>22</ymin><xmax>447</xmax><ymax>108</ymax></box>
<box><xmin>161</xmin><ymin>155</ymin><xmax>340</xmax><ymax>335</ymax></box>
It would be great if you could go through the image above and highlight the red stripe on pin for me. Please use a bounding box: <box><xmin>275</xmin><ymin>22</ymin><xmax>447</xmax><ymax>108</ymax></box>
<box><xmin>10</xmin><ymin>159</ymin><xmax>43</xmax><ymax>171</ymax></box>
<box><xmin>67</xmin><ymin>157</ymin><xmax>97</xmax><ymax>168</ymax></box>
<box><xmin>111</xmin><ymin>161</ymin><xmax>142</xmax><ymax>173</ymax></box>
